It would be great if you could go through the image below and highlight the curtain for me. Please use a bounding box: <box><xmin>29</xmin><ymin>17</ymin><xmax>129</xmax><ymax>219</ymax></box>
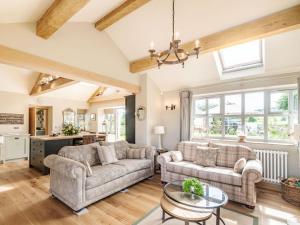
<box><xmin>180</xmin><ymin>90</ymin><xmax>192</xmax><ymax>141</ymax></box>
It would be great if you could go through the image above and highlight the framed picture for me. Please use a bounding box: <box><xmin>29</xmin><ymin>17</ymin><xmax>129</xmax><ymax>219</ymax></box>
<box><xmin>90</xmin><ymin>113</ymin><xmax>96</xmax><ymax>121</ymax></box>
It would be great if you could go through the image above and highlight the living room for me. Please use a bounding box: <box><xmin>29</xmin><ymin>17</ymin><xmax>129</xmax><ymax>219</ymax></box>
<box><xmin>0</xmin><ymin>0</ymin><xmax>300</xmax><ymax>225</ymax></box>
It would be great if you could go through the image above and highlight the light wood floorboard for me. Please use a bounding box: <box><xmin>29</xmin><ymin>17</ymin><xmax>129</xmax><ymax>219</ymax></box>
<box><xmin>0</xmin><ymin>160</ymin><xmax>299</xmax><ymax>225</ymax></box>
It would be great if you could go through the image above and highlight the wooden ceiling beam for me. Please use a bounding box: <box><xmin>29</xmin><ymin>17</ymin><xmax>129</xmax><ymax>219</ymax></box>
<box><xmin>36</xmin><ymin>0</ymin><xmax>90</xmax><ymax>39</ymax></box>
<box><xmin>0</xmin><ymin>44</ymin><xmax>140</xmax><ymax>93</ymax></box>
<box><xmin>95</xmin><ymin>0</ymin><xmax>150</xmax><ymax>31</ymax></box>
<box><xmin>30</xmin><ymin>73</ymin><xmax>78</xmax><ymax>96</ymax></box>
<box><xmin>87</xmin><ymin>86</ymin><xmax>107</xmax><ymax>103</ymax></box>
<box><xmin>130</xmin><ymin>4</ymin><xmax>300</xmax><ymax>73</ymax></box>
<box><xmin>88</xmin><ymin>93</ymin><xmax>126</xmax><ymax>103</ymax></box>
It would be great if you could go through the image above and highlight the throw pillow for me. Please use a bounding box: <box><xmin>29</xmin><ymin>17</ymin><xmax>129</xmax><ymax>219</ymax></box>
<box><xmin>171</xmin><ymin>151</ymin><xmax>183</xmax><ymax>162</ymax></box>
<box><xmin>233</xmin><ymin>157</ymin><xmax>247</xmax><ymax>174</ymax></box>
<box><xmin>194</xmin><ymin>146</ymin><xmax>218</xmax><ymax>167</ymax></box>
<box><xmin>84</xmin><ymin>160</ymin><xmax>93</xmax><ymax>177</ymax></box>
<box><xmin>127</xmin><ymin>148</ymin><xmax>146</xmax><ymax>159</ymax></box>
<box><xmin>97</xmin><ymin>145</ymin><xmax>118</xmax><ymax>165</ymax></box>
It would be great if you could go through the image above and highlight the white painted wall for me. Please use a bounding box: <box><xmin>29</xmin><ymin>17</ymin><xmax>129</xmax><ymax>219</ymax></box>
<box><xmin>0</xmin><ymin>23</ymin><xmax>139</xmax><ymax>86</ymax></box>
<box><xmin>161</xmin><ymin>90</ymin><xmax>181</xmax><ymax>150</ymax></box>
<box><xmin>35</xmin><ymin>97</ymin><xmax>88</xmax><ymax>132</ymax></box>
<box><xmin>0</xmin><ymin>90</ymin><xmax>88</xmax><ymax>134</ymax></box>
<box><xmin>135</xmin><ymin>75</ymin><xmax>162</xmax><ymax>147</ymax></box>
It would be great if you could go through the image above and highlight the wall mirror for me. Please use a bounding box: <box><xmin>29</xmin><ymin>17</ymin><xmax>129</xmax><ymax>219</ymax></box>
<box><xmin>63</xmin><ymin>108</ymin><xmax>75</xmax><ymax>125</ymax></box>
<box><xmin>136</xmin><ymin>106</ymin><xmax>146</xmax><ymax>121</ymax></box>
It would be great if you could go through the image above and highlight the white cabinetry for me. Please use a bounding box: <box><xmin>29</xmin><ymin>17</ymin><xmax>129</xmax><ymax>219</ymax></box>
<box><xmin>0</xmin><ymin>134</ymin><xmax>29</xmax><ymax>163</ymax></box>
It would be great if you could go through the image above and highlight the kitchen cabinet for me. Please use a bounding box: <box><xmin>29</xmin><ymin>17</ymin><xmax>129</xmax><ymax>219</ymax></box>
<box><xmin>0</xmin><ymin>134</ymin><xmax>29</xmax><ymax>163</ymax></box>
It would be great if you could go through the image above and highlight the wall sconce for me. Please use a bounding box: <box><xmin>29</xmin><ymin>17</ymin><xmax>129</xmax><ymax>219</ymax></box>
<box><xmin>166</xmin><ymin>104</ymin><xmax>176</xmax><ymax>110</ymax></box>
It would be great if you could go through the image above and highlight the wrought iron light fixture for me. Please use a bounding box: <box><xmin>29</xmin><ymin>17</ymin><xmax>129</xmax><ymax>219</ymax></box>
<box><xmin>148</xmin><ymin>0</ymin><xmax>200</xmax><ymax>68</ymax></box>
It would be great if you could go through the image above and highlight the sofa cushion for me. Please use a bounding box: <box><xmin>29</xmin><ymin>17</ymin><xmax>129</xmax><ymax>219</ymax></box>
<box><xmin>58</xmin><ymin>142</ymin><xmax>100</xmax><ymax>166</ymax></box>
<box><xmin>115</xmin><ymin>159</ymin><xmax>152</xmax><ymax>173</ymax></box>
<box><xmin>127</xmin><ymin>148</ymin><xmax>146</xmax><ymax>159</ymax></box>
<box><xmin>210</xmin><ymin>143</ymin><xmax>256</xmax><ymax>168</ymax></box>
<box><xmin>178</xmin><ymin>141</ymin><xmax>209</xmax><ymax>161</ymax></box>
<box><xmin>194</xmin><ymin>147</ymin><xmax>218</xmax><ymax>167</ymax></box>
<box><xmin>166</xmin><ymin>161</ymin><xmax>242</xmax><ymax>186</ymax></box>
<box><xmin>97</xmin><ymin>145</ymin><xmax>118</xmax><ymax>165</ymax></box>
<box><xmin>101</xmin><ymin>140</ymin><xmax>128</xmax><ymax>160</ymax></box>
<box><xmin>86</xmin><ymin>164</ymin><xmax>127</xmax><ymax>189</ymax></box>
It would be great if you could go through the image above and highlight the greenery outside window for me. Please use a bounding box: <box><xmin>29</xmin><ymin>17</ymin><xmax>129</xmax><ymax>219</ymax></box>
<box><xmin>191</xmin><ymin>88</ymin><xmax>298</xmax><ymax>142</ymax></box>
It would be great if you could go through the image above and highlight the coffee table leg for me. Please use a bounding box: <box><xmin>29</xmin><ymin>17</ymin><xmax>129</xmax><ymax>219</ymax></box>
<box><xmin>162</xmin><ymin>210</ymin><xmax>165</xmax><ymax>220</ymax></box>
<box><xmin>216</xmin><ymin>207</ymin><xmax>220</xmax><ymax>225</ymax></box>
<box><xmin>185</xmin><ymin>221</ymin><xmax>189</xmax><ymax>225</ymax></box>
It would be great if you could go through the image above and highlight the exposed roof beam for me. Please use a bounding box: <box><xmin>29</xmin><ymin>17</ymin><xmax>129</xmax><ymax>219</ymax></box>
<box><xmin>87</xmin><ymin>86</ymin><xmax>107</xmax><ymax>103</ymax></box>
<box><xmin>130</xmin><ymin>4</ymin><xmax>300</xmax><ymax>73</ymax></box>
<box><xmin>88</xmin><ymin>98</ymin><xmax>125</xmax><ymax>105</ymax></box>
<box><xmin>88</xmin><ymin>93</ymin><xmax>125</xmax><ymax>103</ymax></box>
<box><xmin>0</xmin><ymin>44</ymin><xmax>140</xmax><ymax>93</ymax></box>
<box><xmin>95</xmin><ymin>0</ymin><xmax>150</xmax><ymax>31</ymax></box>
<box><xmin>37</xmin><ymin>0</ymin><xmax>90</xmax><ymax>39</ymax></box>
<box><xmin>30</xmin><ymin>73</ymin><xmax>78</xmax><ymax>96</ymax></box>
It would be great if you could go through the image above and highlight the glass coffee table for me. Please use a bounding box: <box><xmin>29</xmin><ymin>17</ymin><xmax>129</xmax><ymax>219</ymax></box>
<box><xmin>162</xmin><ymin>181</ymin><xmax>228</xmax><ymax>225</ymax></box>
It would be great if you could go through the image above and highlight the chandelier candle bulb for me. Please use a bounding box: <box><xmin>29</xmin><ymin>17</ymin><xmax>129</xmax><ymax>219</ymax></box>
<box><xmin>195</xmin><ymin>40</ymin><xmax>200</xmax><ymax>48</ymax></box>
<box><xmin>175</xmin><ymin>32</ymin><xmax>180</xmax><ymax>40</ymax></box>
<box><xmin>150</xmin><ymin>41</ymin><xmax>155</xmax><ymax>50</ymax></box>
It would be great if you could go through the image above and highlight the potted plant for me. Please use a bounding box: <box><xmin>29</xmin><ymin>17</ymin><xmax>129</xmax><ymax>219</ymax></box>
<box><xmin>62</xmin><ymin>123</ymin><xmax>79</xmax><ymax>136</ymax></box>
<box><xmin>182</xmin><ymin>178</ymin><xmax>204</xmax><ymax>197</ymax></box>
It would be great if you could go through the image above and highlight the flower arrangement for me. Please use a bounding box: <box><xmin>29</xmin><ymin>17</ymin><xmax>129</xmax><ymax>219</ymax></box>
<box><xmin>62</xmin><ymin>123</ymin><xmax>79</xmax><ymax>136</ymax></box>
<box><xmin>182</xmin><ymin>178</ymin><xmax>204</xmax><ymax>196</ymax></box>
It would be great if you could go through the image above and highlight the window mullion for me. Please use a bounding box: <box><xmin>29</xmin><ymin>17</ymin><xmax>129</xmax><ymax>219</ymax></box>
<box><xmin>221</xmin><ymin>95</ymin><xmax>225</xmax><ymax>138</ymax></box>
<box><xmin>264</xmin><ymin>91</ymin><xmax>269</xmax><ymax>141</ymax></box>
<box><xmin>241</xmin><ymin>92</ymin><xmax>245</xmax><ymax>134</ymax></box>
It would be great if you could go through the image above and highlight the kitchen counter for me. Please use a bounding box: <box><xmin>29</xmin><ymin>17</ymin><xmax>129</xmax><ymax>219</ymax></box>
<box><xmin>30</xmin><ymin>133</ymin><xmax>106</xmax><ymax>141</ymax></box>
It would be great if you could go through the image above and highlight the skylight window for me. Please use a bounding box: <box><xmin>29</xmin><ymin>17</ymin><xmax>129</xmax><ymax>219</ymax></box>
<box><xmin>218</xmin><ymin>40</ymin><xmax>263</xmax><ymax>73</ymax></box>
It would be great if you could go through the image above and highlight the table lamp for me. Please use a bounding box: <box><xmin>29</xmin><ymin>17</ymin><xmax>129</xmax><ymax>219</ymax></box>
<box><xmin>154</xmin><ymin>126</ymin><xmax>165</xmax><ymax>150</ymax></box>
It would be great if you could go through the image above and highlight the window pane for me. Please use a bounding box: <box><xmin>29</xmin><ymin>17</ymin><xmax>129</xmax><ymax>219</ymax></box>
<box><xmin>219</xmin><ymin>40</ymin><xmax>262</xmax><ymax>71</ymax></box>
<box><xmin>245</xmin><ymin>92</ymin><xmax>264</xmax><ymax>114</ymax></box>
<box><xmin>192</xmin><ymin>117</ymin><xmax>206</xmax><ymax>137</ymax></box>
<box><xmin>224</xmin><ymin>117</ymin><xmax>242</xmax><ymax>137</ymax></box>
<box><xmin>245</xmin><ymin>117</ymin><xmax>264</xmax><ymax>139</ymax></box>
<box><xmin>270</xmin><ymin>91</ymin><xmax>289</xmax><ymax>112</ymax></box>
<box><xmin>195</xmin><ymin>99</ymin><xmax>206</xmax><ymax>115</ymax></box>
<box><xmin>208</xmin><ymin>117</ymin><xmax>222</xmax><ymax>137</ymax></box>
<box><xmin>208</xmin><ymin>98</ymin><xmax>220</xmax><ymax>114</ymax></box>
<box><xmin>225</xmin><ymin>94</ymin><xmax>241</xmax><ymax>114</ymax></box>
<box><xmin>268</xmin><ymin>116</ymin><xmax>289</xmax><ymax>140</ymax></box>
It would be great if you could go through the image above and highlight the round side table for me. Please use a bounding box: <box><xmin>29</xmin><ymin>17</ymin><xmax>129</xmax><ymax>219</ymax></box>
<box><xmin>160</xmin><ymin>195</ymin><xmax>212</xmax><ymax>225</ymax></box>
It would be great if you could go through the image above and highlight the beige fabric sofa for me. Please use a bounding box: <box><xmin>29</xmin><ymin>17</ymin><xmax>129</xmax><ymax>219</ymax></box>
<box><xmin>44</xmin><ymin>141</ymin><xmax>155</xmax><ymax>212</ymax></box>
<box><xmin>158</xmin><ymin>141</ymin><xmax>263</xmax><ymax>207</ymax></box>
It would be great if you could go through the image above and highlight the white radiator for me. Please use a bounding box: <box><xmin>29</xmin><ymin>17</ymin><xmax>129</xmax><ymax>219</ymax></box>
<box><xmin>254</xmin><ymin>149</ymin><xmax>288</xmax><ymax>183</ymax></box>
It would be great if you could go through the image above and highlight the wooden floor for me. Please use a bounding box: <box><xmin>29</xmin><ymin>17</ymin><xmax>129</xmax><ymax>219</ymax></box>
<box><xmin>0</xmin><ymin>161</ymin><xmax>299</xmax><ymax>225</ymax></box>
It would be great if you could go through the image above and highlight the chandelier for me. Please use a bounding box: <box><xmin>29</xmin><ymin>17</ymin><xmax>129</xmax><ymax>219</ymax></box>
<box><xmin>148</xmin><ymin>0</ymin><xmax>200</xmax><ymax>68</ymax></box>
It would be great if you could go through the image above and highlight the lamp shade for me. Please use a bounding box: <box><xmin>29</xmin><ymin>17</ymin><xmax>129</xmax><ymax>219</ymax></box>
<box><xmin>293</xmin><ymin>124</ymin><xmax>300</xmax><ymax>139</ymax></box>
<box><xmin>154</xmin><ymin>126</ymin><xmax>165</xmax><ymax>134</ymax></box>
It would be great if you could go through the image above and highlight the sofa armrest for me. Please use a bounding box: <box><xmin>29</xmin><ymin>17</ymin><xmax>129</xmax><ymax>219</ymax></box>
<box><xmin>242</xmin><ymin>159</ymin><xmax>263</xmax><ymax>183</ymax></box>
<box><xmin>44</xmin><ymin>154</ymin><xmax>86</xmax><ymax>179</ymax></box>
<box><xmin>44</xmin><ymin>154</ymin><xmax>87</xmax><ymax>211</ymax></box>
<box><xmin>157</xmin><ymin>151</ymin><xmax>173</xmax><ymax>165</ymax></box>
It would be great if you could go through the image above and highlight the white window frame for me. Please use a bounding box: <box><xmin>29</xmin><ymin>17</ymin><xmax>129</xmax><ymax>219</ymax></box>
<box><xmin>218</xmin><ymin>40</ymin><xmax>264</xmax><ymax>73</ymax></box>
<box><xmin>191</xmin><ymin>88</ymin><xmax>297</xmax><ymax>143</ymax></box>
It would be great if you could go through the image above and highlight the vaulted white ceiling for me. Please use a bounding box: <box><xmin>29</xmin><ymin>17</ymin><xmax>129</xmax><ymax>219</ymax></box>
<box><xmin>0</xmin><ymin>0</ymin><xmax>300</xmax><ymax>93</ymax></box>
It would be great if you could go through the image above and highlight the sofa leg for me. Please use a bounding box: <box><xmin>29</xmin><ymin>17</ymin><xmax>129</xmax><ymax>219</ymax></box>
<box><xmin>245</xmin><ymin>204</ymin><xmax>255</xmax><ymax>210</ymax></box>
<box><xmin>161</xmin><ymin>181</ymin><xmax>167</xmax><ymax>186</ymax></box>
<box><xmin>73</xmin><ymin>208</ymin><xmax>88</xmax><ymax>216</ymax></box>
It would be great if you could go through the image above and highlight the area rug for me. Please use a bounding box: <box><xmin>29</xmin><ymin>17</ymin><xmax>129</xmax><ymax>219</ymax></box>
<box><xmin>133</xmin><ymin>206</ymin><xmax>258</xmax><ymax>225</ymax></box>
